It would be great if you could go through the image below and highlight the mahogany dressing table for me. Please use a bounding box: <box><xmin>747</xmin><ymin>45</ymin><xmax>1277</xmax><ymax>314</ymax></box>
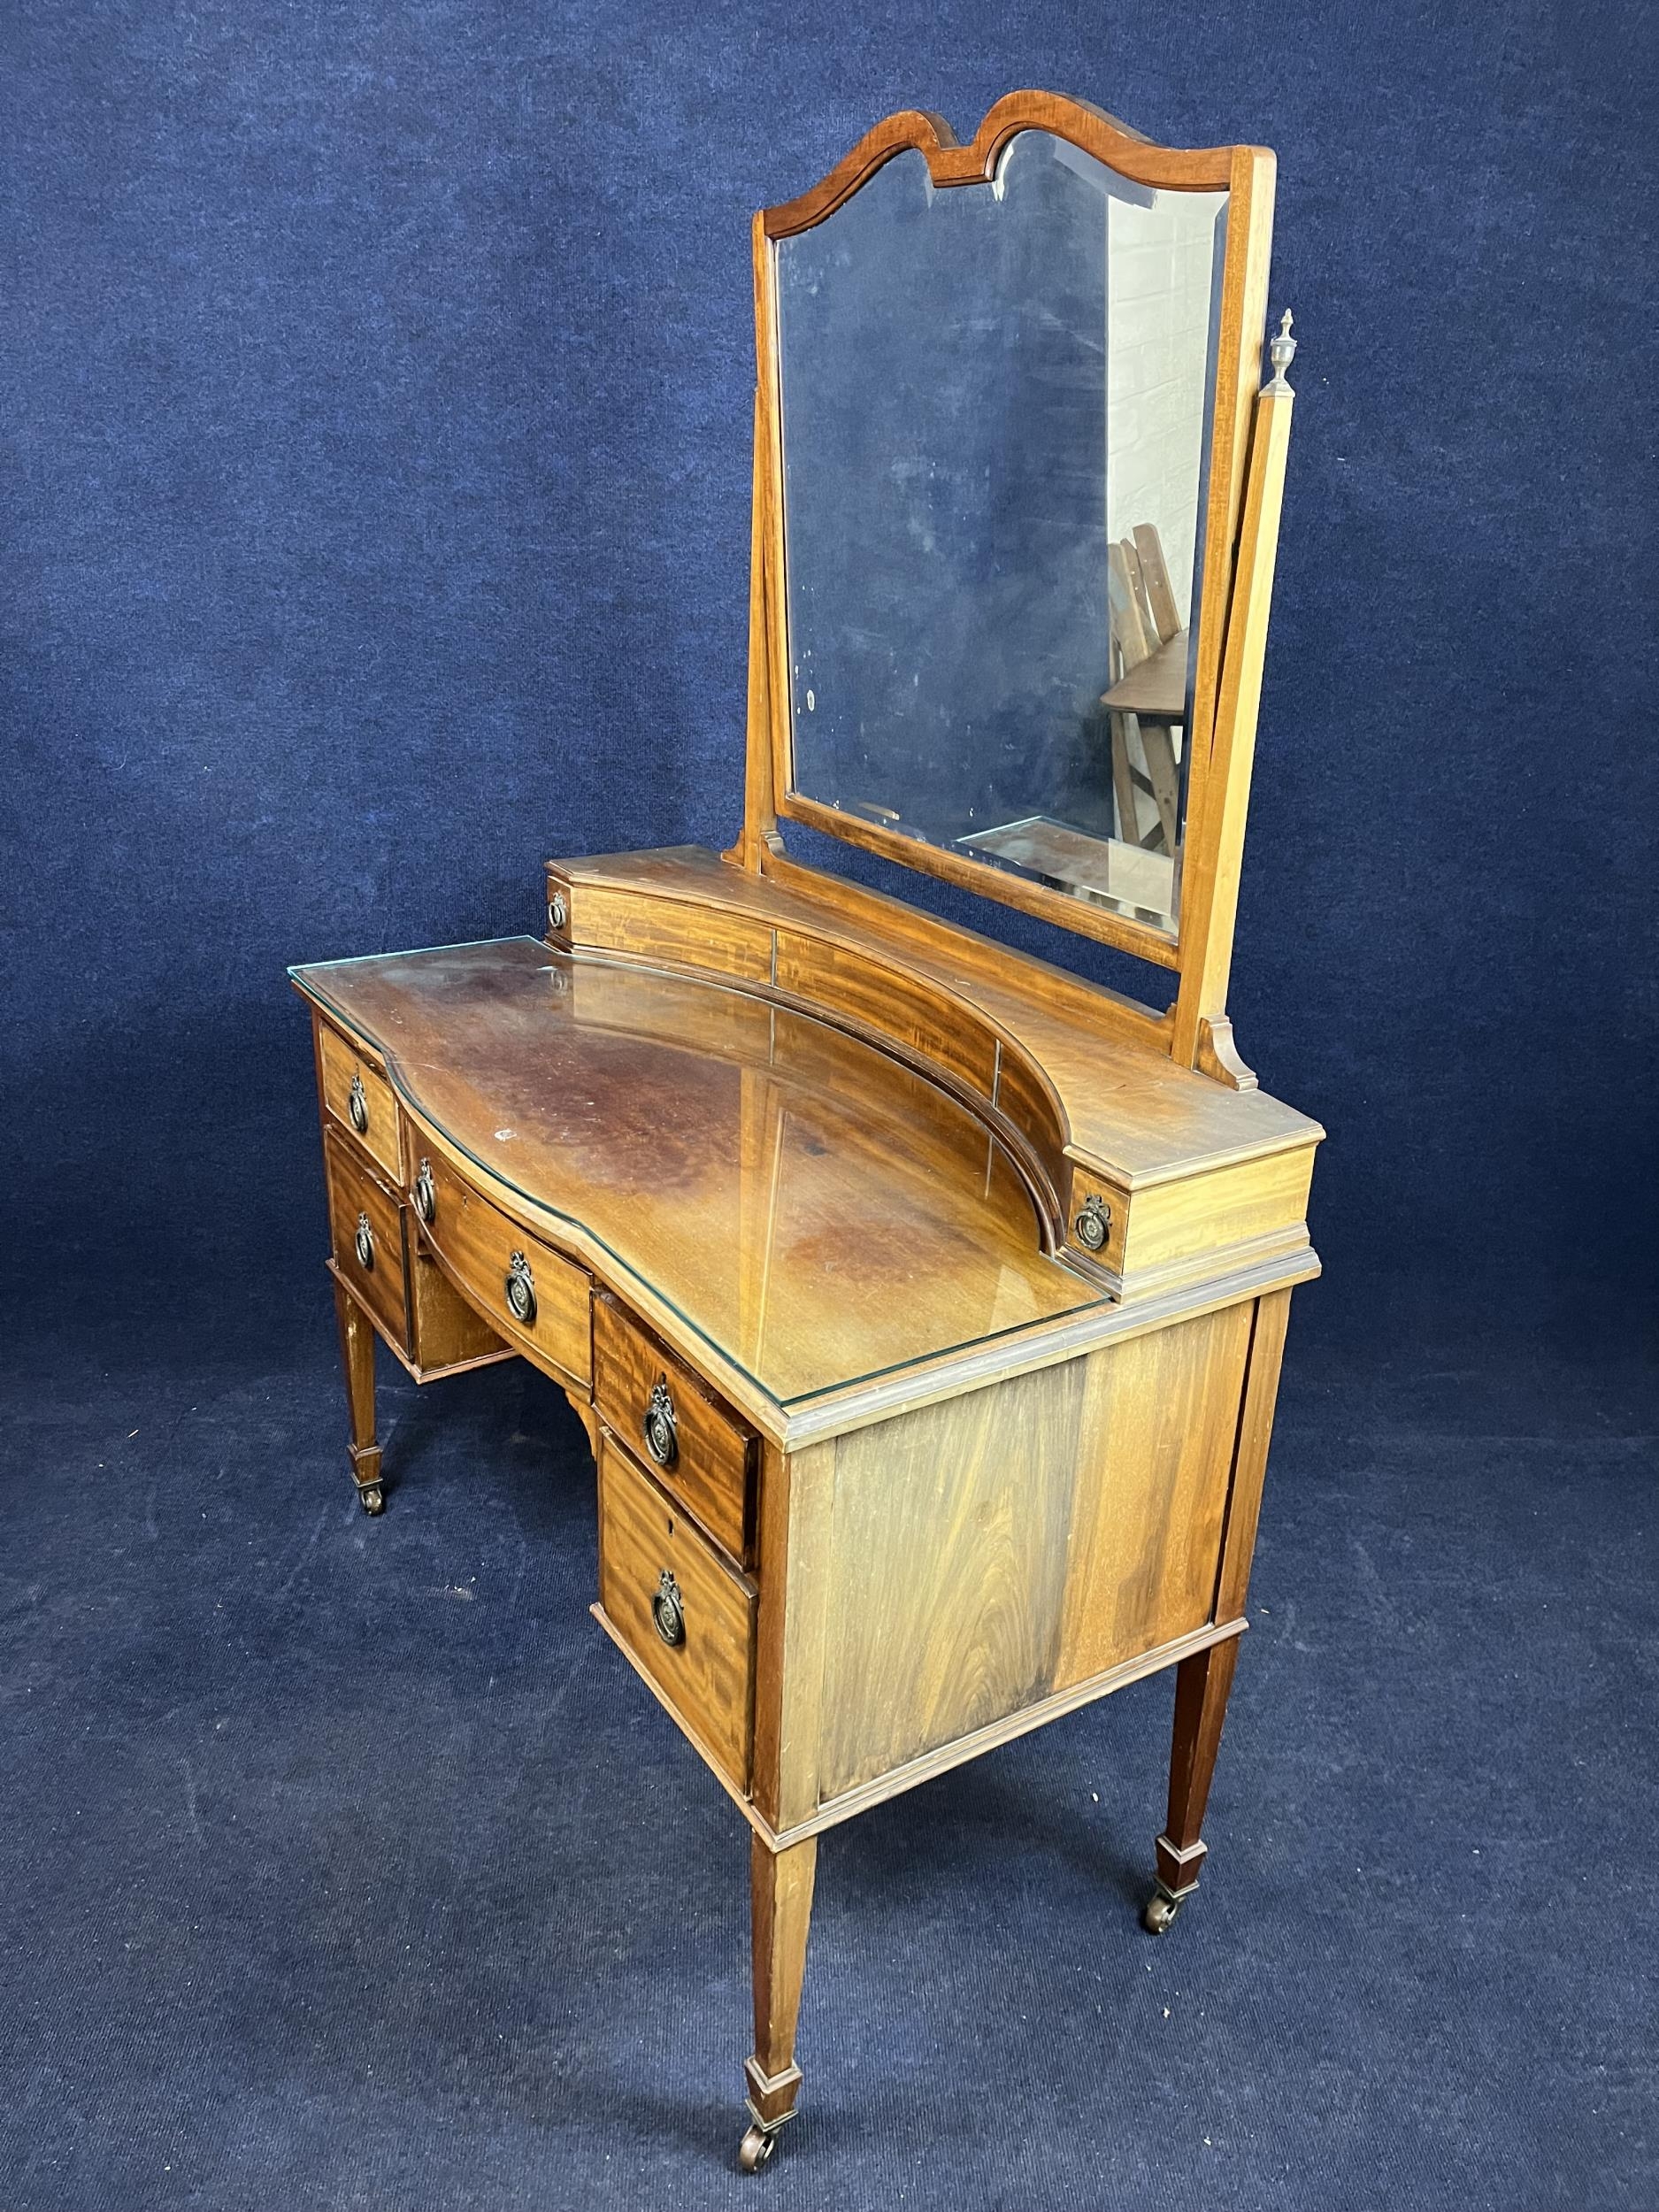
<box><xmin>290</xmin><ymin>92</ymin><xmax>1318</xmax><ymax>2171</ymax></box>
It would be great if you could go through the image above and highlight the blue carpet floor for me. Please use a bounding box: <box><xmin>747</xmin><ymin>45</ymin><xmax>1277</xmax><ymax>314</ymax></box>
<box><xmin>2</xmin><ymin>1294</ymin><xmax>1654</xmax><ymax>2212</ymax></box>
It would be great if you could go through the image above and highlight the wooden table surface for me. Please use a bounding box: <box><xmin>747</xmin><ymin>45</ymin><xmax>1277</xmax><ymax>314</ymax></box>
<box><xmin>294</xmin><ymin>938</ymin><xmax>1101</xmax><ymax>1408</ymax></box>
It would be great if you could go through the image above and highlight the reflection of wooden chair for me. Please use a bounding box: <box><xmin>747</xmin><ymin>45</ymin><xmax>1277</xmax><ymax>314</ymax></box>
<box><xmin>1104</xmin><ymin>525</ymin><xmax>1185</xmax><ymax>854</ymax></box>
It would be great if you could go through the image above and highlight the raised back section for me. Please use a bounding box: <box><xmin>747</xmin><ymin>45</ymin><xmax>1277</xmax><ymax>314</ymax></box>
<box><xmin>547</xmin><ymin>846</ymin><xmax>1321</xmax><ymax>1307</ymax></box>
<box><xmin>732</xmin><ymin>92</ymin><xmax>1297</xmax><ymax>1079</ymax></box>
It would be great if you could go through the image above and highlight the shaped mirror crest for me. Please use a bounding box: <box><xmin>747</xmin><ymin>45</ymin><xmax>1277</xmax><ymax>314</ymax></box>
<box><xmin>775</xmin><ymin>129</ymin><xmax>1228</xmax><ymax>937</ymax></box>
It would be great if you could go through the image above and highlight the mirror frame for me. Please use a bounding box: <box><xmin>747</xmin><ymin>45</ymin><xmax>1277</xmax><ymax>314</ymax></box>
<box><xmin>736</xmin><ymin>91</ymin><xmax>1279</xmax><ymax>999</ymax></box>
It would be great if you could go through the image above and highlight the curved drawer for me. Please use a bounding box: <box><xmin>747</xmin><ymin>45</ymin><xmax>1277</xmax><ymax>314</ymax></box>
<box><xmin>415</xmin><ymin>1147</ymin><xmax>592</xmax><ymax>1388</ymax></box>
<box><xmin>595</xmin><ymin>1295</ymin><xmax>755</xmax><ymax>1563</ymax></box>
<box><xmin>597</xmin><ymin>1433</ymin><xmax>755</xmax><ymax>1791</ymax></box>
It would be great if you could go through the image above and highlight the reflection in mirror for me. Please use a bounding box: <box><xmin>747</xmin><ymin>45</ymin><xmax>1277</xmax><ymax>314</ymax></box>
<box><xmin>777</xmin><ymin>131</ymin><xmax>1227</xmax><ymax>936</ymax></box>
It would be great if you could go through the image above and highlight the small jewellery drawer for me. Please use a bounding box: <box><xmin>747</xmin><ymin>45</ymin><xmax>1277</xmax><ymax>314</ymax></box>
<box><xmin>326</xmin><ymin>1129</ymin><xmax>408</xmax><ymax>1348</ymax></box>
<box><xmin>594</xmin><ymin>1296</ymin><xmax>755</xmax><ymax>1563</ymax></box>
<box><xmin>597</xmin><ymin>1433</ymin><xmax>755</xmax><ymax>1792</ymax></box>
<box><xmin>415</xmin><ymin>1148</ymin><xmax>591</xmax><ymax>1387</ymax></box>
<box><xmin>316</xmin><ymin>1018</ymin><xmax>403</xmax><ymax>1185</ymax></box>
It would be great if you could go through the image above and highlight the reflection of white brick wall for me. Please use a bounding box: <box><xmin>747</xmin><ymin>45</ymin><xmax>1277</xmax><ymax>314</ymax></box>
<box><xmin>1105</xmin><ymin>192</ymin><xmax>1224</xmax><ymax>628</ymax></box>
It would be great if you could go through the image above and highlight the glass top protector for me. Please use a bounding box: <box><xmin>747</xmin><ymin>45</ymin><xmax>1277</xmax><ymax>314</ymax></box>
<box><xmin>292</xmin><ymin>940</ymin><xmax>1102</xmax><ymax>1409</ymax></box>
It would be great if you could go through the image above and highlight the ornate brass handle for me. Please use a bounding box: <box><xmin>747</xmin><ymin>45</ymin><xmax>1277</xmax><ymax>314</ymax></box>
<box><xmin>413</xmin><ymin>1159</ymin><xmax>435</xmax><ymax>1225</ymax></box>
<box><xmin>643</xmin><ymin>1378</ymin><xmax>679</xmax><ymax>1468</ymax></box>
<box><xmin>1072</xmin><ymin>1193</ymin><xmax>1110</xmax><ymax>1253</ymax></box>
<box><xmin>651</xmin><ymin>1568</ymin><xmax>685</xmax><ymax>1647</ymax></box>
<box><xmin>505</xmin><ymin>1250</ymin><xmax>536</xmax><ymax>1325</ymax></box>
<box><xmin>353</xmin><ymin>1211</ymin><xmax>374</xmax><ymax>1269</ymax></box>
<box><xmin>348</xmin><ymin>1072</ymin><xmax>369</xmax><ymax>1134</ymax></box>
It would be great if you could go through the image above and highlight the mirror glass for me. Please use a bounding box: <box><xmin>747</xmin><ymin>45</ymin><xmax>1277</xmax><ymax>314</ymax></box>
<box><xmin>776</xmin><ymin>131</ymin><xmax>1227</xmax><ymax>937</ymax></box>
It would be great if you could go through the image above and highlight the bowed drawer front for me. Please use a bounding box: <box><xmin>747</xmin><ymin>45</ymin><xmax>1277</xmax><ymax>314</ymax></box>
<box><xmin>596</xmin><ymin>1432</ymin><xmax>757</xmax><ymax>1793</ymax></box>
<box><xmin>414</xmin><ymin>1147</ymin><xmax>592</xmax><ymax>1388</ymax></box>
<box><xmin>594</xmin><ymin>1295</ymin><xmax>756</xmax><ymax>1565</ymax></box>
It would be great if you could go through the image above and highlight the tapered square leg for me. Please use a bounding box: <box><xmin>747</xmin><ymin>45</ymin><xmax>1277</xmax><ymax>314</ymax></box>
<box><xmin>1144</xmin><ymin>1636</ymin><xmax>1239</xmax><ymax>1932</ymax></box>
<box><xmin>332</xmin><ymin>1277</ymin><xmax>385</xmax><ymax>1515</ymax></box>
<box><xmin>739</xmin><ymin>1831</ymin><xmax>817</xmax><ymax>2170</ymax></box>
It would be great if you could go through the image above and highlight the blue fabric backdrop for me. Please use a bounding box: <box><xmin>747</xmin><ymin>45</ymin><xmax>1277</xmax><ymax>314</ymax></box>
<box><xmin>4</xmin><ymin>0</ymin><xmax>1655</xmax><ymax>1356</ymax></box>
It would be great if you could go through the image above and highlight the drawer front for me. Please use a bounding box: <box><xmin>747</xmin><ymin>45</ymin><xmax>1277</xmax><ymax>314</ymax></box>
<box><xmin>597</xmin><ymin>1434</ymin><xmax>755</xmax><ymax>1790</ymax></box>
<box><xmin>317</xmin><ymin>1018</ymin><xmax>403</xmax><ymax>1184</ymax></box>
<box><xmin>326</xmin><ymin>1129</ymin><xmax>409</xmax><ymax>1349</ymax></box>
<box><xmin>418</xmin><ymin>1148</ymin><xmax>591</xmax><ymax>1387</ymax></box>
<box><xmin>594</xmin><ymin>1297</ymin><xmax>753</xmax><ymax>1563</ymax></box>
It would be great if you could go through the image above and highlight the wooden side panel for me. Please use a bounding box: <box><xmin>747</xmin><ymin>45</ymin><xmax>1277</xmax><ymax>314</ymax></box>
<box><xmin>597</xmin><ymin>1435</ymin><xmax>756</xmax><ymax>1791</ymax></box>
<box><xmin>815</xmin><ymin>1362</ymin><xmax>1087</xmax><ymax>1799</ymax></box>
<box><xmin>774</xmin><ymin>932</ymin><xmax>1000</xmax><ymax>1095</ymax></box>
<box><xmin>408</xmin><ymin>1240</ymin><xmax>507</xmax><ymax>1370</ymax></box>
<box><xmin>571</xmin><ymin>885</ymin><xmax>774</xmax><ymax>982</ymax></box>
<box><xmin>316</xmin><ymin>1018</ymin><xmax>403</xmax><ymax>1184</ymax></box>
<box><xmin>751</xmin><ymin>1438</ymin><xmax>835</xmax><ymax>1832</ymax></box>
<box><xmin>1216</xmin><ymin>1286</ymin><xmax>1291</xmax><ymax>1618</ymax></box>
<box><xmin>593</xmin><ymin>1295</ymin><xmax>755</xmax><ymax>1563</ymax></box>
<box><xmin>798</xmin><ymin>1299</ymin><xmax>1268</xmax><ymax>1814</ymax></box>
<box><xmin>1054</xmin><ymin>1302</ymin><xmax>1255</xmax><ymax>1687</ymax></box>
<box><xmin>324</xmin><ymin>1130</ymin><xmax>409</xmax><ymax>1351</ymax></box>
<box><xmin>420</xmin><ymin>1149</ymin><xmax>592</xmax><ymax>1387</ymax></box>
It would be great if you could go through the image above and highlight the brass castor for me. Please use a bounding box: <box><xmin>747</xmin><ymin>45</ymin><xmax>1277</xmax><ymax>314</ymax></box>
<box><xmin>357</xmin><ymin>1482</ymin><xmax>385</xmax><ymax>1517</ymax></box>
<box><xmin>738</xmin><ymin>2124</ymin><xmax>777</xmax><ymax>2173</ymax></box>
<box><xmin>1142</xmin><ymin>1888</ymin><xmax>1182</xmax><ymax>1934</ymax></box>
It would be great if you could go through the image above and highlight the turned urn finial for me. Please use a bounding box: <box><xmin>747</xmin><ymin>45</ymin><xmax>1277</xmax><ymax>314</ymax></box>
<box><xmin>1265</xmin><ymin>309</ymin><xmax>1297</xmax><ymax>395</ymax></box>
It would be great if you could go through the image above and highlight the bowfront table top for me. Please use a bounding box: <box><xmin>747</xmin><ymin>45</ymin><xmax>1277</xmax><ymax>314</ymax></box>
<box><xmin>293</xmin><ymin>935</ymin><xmax>1104</xmax><ymax>1409</ymax></box>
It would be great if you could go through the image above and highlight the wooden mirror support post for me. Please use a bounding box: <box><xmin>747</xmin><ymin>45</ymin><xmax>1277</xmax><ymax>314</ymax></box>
<box><xmin>290</xmin><ymin>91</ymin><xmax>1321</xmax><ymax>2173</ymax></box>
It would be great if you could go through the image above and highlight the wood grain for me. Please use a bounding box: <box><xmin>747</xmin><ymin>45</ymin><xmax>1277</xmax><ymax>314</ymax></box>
<box><xmin>419</xmin><ymin>1144</ymin><xmax>592</xmax><ymax>1388</ymax></box>
<box><xmin>1173</xmin><ymin>377</ymin><xmax>1295</xmax><ymax>1066</ymax></box>
<box><xmin>317</xmin><ymin>1017</ymin><xmax>403</xmax><ymax>1184</ymax></box>
<box><xmin>773</xmin><ymin>931</ymin><xmax>999</xmax><ymax>1095</ymax></box>
<box><xmin>407</xmin><ymin>1235</ymin><xmax>507</xmax><ymax>1371</ymax></box>
<box><xmin>1054</xmin><ymin>1302</ymin><xmax>1254</xmax><ymax>1686</ymax></box>
<box><xmin>761</xmin><ymin>91</ymin><xmax>1240</xmax><ymax>240</ymax></box>
<box><xmin>596</xmin><ymin>1433</ymin><xmax>756</xmax><ymax>1791</ymax></box>
<box><xmin>1214</xmin><ymin>1286</ymin><xmax>1291</xmax><ymax>1620</ymax></box>
<box><xmin>746</xmin><ymin>1832</ymin><xmax>817</xmax><ymax>2128</ymax></box>
<box><xmin>567</xmin><ymin>885</ymin><xmax>773</xmax><ymax>983</ymax></box>
<box><xmin>594</xmin><ymin>1294</ymin><xmax>755</xmax><ymax>1563</ymax></box>
<box><xmin>816</xmin><ymin>1363</ymin><xmax>1086</xmax><ymax>1798</ymax></box>
<box><xmin>324</xmin><ymin>1127</ymin><xmax>409</xmax><ymax>1351</ymax></box>
<box><xmin>332</xmin><ymin>1272</ymin><xmax>382</xmax><ymax>1494</ymax></box>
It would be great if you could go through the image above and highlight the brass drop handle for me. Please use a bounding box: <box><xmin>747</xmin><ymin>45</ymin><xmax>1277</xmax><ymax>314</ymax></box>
<box><xmin>1072</xmin><ymin>1193</ymin><xmax>1110</xmax><ymax>1252</ymax></box>
<box><xmin>353</xmin><ymin>1211</ymin><xmax>374</xmax><ymax>1270</ymax></box>
<box><xmin>348</xmin><ymin>1072</ymin><xmax>369</xmax><ymax>1135</ymax></box>
<box><xmin>652</xmin><ymin>1568</ymin><xmax>686</xmax><ymax>1647</ymax></box>
<box><xmin>505</xmin><ymin>1250</ymin><xmax>536</xmax><ymax>1326</ymax></box>
<box><xmin>413</xmin><ymin>1159</ymin><xmax>435</xmax><ymax>1225</ymax></box>
<box><xmin>547</xmin><ymin>890</ymin><xmax>567</xmax><ymax>933</ymax></box>
<box><xmin>643</xmin><ymin>1378</ymin><xmax>679</xmax><ymax>1468</ymax></box>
